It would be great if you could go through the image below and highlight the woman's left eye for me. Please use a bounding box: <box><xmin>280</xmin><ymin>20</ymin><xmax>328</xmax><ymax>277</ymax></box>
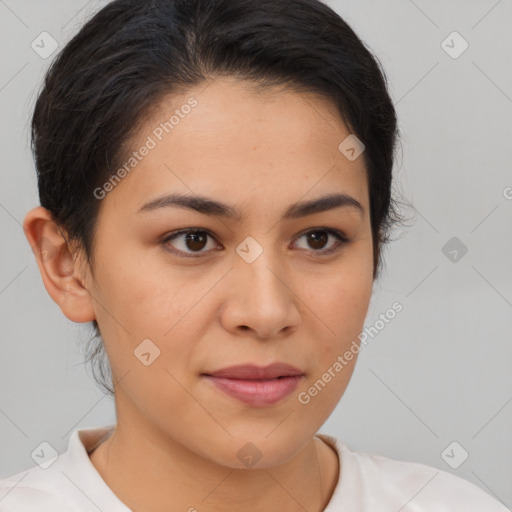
<box><xmin>161</xmin><ymin>228</ymin><xmax>349</xmax><ymax>257</ymax></box>
<box><xmin>293</xmin><ymin>228</ymin><xmax>349</xmax><ymax>255</ymax></box>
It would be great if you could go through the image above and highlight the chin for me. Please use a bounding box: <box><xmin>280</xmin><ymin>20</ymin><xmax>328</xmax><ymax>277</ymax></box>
<box><xmin>207</xmin><ymin>430</ymin><xmax>312</xmax><ymax>470</ymax></box>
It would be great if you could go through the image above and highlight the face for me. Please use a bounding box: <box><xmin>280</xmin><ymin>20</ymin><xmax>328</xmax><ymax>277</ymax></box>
<box><xmin>82</xmin><ymin>76</ymin><xmax>374</xmax><ymax>468</ymax></box>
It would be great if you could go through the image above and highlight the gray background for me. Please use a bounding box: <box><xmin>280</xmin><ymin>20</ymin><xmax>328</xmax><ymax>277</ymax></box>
<box><xmin>0</xmin><ymin>0</ymin><xmax>511</xmax><ymax>508</ymax></box>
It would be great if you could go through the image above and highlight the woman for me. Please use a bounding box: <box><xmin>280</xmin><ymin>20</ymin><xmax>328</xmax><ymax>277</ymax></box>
<box><xmin>0</xmin><ymin>0</ymin><xmax>507</xmax><ymax>510</ymax></box>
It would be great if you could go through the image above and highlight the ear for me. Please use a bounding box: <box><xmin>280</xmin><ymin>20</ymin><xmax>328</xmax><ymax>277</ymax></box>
<box><xmin>23</xmin><ymin>206</ymin><xmax>96</xmax><ymax>323</ymax></box>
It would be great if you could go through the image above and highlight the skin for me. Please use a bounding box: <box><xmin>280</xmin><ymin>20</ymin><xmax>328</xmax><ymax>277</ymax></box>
<box><xmin>24</xmin><ymin>76</ymin><xmax>374</xmax><ymax>512</ymax></box>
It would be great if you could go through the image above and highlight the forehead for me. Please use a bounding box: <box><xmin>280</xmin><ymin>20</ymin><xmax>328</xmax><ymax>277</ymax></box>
<box><xmin>102</xmin><ymin>77</ymin><xmax>369</xmax><ymax>218</ymax></box>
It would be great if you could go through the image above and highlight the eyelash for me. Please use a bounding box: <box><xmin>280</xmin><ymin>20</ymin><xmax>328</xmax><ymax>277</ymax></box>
<box><xmin>160</xmin><ymin>227</ymin><xmax>350</xmax><ymax>258</ymax></box>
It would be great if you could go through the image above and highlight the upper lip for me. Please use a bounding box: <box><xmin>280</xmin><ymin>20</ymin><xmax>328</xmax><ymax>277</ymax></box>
<box><xmin>204</xmin><ymin>363</ymin><xmax>304</xmax><ymax>380</ymax></box>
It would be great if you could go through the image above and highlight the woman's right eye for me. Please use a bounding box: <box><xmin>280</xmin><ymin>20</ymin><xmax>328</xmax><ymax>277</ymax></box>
<box><xmin>161</xmin><ymin>229</ymin><xmax>220</xmax><ymax>257</ymax></box>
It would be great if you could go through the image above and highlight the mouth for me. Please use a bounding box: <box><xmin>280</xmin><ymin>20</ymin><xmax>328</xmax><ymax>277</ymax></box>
<box><xmin>202</xmin><ymin>363</ymin><xmax>305</xmax><ymax>407</ymax></box>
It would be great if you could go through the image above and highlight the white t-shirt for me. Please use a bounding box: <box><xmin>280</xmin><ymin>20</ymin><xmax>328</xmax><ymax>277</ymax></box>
<box><xmin>0</xmin><ymin>424</ymin><xmax>508</xmax><ymax>511</ymax></box>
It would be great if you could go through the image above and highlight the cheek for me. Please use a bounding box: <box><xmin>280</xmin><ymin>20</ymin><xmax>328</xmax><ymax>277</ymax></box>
<box><xmin>91</xmin><ymin>253</ymin><xmax>215</xmax><ymax>380</ymax></box>
<box><xmin>294</xmin><ymin>269</ymin><xmax>372</xmax><ymax>421</ymax></box>
<box><xmin>302</xmin><ymin>256</ymin><xmax>373</xmax><ymax>341</ymax></box>
<box><xmin>310</xmin><ymin>287</ymin><xmax>371</xmax><ymax>371</ymax></box>
<box><xmin>92</xmin><ymin>246</ymin><xmax>193</xmax><ymax>330</ymax></box>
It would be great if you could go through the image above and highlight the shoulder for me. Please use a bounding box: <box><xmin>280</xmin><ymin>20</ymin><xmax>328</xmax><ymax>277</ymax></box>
<box><xmin>0</xmin><ymin>425</ymin><xmax>122</xmax><ymax>512</ymax></box>
<box><xmin>0</xmin><ymin>482</ymin><xmax>78</xmax><ymax>512</ymax></box>
<box><xmin>361</xmin><ymin>451</ymin><xmax>507</xmax><ymax>510</ymax></box>
<box><xmin>0</xmin><ymin>462</ymin><xmax>80</xmax><ymax>512</ymax></box>
<box><xmin>320</xmin><ymin>434</ymin><xmax>509</xmax><ymax>512</ymax></box>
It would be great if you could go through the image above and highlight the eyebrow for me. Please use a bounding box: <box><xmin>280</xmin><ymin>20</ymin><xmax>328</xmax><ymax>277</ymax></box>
<box><xmin>138</xmin><ymin>192</ymin><xmax>364</xmax><ymax>220</ymax></box>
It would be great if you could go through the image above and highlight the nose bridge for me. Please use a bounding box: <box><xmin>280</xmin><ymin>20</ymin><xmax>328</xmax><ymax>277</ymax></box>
<box><xmin>225</xmin><ymin>235</ymin><xmax>299</xmax><ymax>338</ymax></box>
<box><xmin>235</xmin><ymin>236</ymin><xmax>287</xmax><ymax>303</ymax></box>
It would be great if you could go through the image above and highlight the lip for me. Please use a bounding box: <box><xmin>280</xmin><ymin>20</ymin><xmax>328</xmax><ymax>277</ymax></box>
<box><xmin>203</xmin><ymin>363</ymin><xmax>305</xmax><ymax>406</ymax></box>
<box><xmin>206</xmin><ymin>363</ymin><xmax>304</xmax><ymax>380</ymax></box>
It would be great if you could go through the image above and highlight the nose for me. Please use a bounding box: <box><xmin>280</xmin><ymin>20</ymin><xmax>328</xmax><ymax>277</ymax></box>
<box><xmin>220</xmin><ymin>249</ymin><xmax>301</xmax><ymax>340</ymax></box>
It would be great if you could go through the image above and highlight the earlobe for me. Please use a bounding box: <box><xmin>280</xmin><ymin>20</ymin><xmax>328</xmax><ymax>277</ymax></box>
<box><xmin>23</xmin><ymin>206</ymin><xmax>96</xmax><ymax>323</ymax></box>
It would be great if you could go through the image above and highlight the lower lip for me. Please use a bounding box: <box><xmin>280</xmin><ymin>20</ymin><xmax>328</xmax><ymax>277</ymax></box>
<box><xmin>204</xmin><ymin>375</ymin><xmax>303</xmax><ymax>406</ymax></box>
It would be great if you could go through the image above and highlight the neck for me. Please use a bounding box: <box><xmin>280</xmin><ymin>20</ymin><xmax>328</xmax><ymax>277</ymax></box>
<box><xmin>89</xmin><ymin>423</ymin><xmax>339</xmax><ymax>512</ymax></box>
